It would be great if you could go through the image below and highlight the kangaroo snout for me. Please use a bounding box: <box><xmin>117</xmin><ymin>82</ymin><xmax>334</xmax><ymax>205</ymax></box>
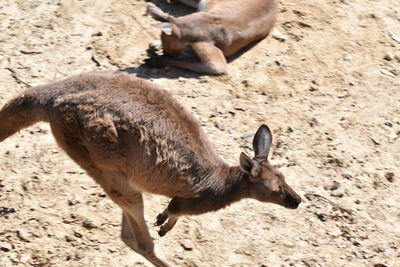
<box><xmin>284</xmin><ymin>192</ymin><xmax>301</xmax><ymax>209</ymax></box>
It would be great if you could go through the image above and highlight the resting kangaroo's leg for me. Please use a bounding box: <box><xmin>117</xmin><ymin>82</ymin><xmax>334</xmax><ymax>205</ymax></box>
<box><xmin>147</xmin><ymin>42</ymin><xmax>228</xmax><ymax>75</ymax></box>
<box><xmin>120</xmin><ymin>193</ymin><xmax>170</xmax><ymax>267</ymax></box>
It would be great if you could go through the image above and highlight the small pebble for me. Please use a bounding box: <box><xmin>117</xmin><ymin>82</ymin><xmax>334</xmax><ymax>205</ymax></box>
<box><xmin>271</xmin><ymin>28</ymin><xmax>287</xmax><ymax>42</ymax></box>
<box><xmin>39</xmin><ymin>201</ymin><xmax>56</xmax><ymax>208</ymax></box>
<box><xmin>234</xmin><ymin>247</ymin><xmax>252</xmax><ymax>255</ymax></box>
<box><xmin>330</xmin><ymin>188</ymin><xmax>345</xmax><ymax>197</ymax></box>
<box><xmin>65</xmin><ymin>236</ymin><xmax>75</xmax><ymax>242</ymax></box>
<box><xmin>241</xmin><ymin>134</ymin><xmax>253</xmax><ymax>139</ymax></box>
<box><xmin>0</xmin><ymin>242</ymin><xmax>12</xmax><ymax>252</ymax></box>
<box><xmin>215</xmin><ymin>121</ymin><xmax>225</xmax><ymax>131</ymax></box>
<box><xmin>82</xmin><ymin>219</ymin><xmax>97</xmax><ymax>229</ymax></box>
<box><xmin>384</xmin><ymin>52</ymin><xmax>394</xmax><ymax>61</ymax></box>
<box><xmin>343</xmin><ymin>54</ymin><xmax>352</xmax><ymax>61</ymax></box>
<box><xmin>384</xmin><ymin>121</ymin><xmax>393</xmax><ymax>127</ymax></box>
<box><xmin>180</xmin><ymin>239</ymin><xmax>194</xmax><ymax>251</ymax></box>
<box><xmin>19</xmin><ymin>253</ymin><xmax>32</xmax><ymax>263</ymax></box>
<box><xmin>0</xmin><ymin>207</ymin><xmax>16</xmax><ymax>216</ymax></box>
<box><xmin>330</xmin><ymin>181</ymin><xmax>341</xmax><ymax>190</ymax></box>
<box><xmin>384</xmin><ymin>172</ymin><xmax>394</xmax><ymax>182</ymax></box>
<box><xmin>30</xmin><ymin>2</ymin><xmax>40</xmax><ymax>8</ymax></box>
<box><xmin>342</xmin><ymin>173</ymin><xmax>353</xmax><ymax>179</ymax></box>
<box><xmin>74</xmin><ymin>231</ymin><xmax>83</xmax><ymax>238</ymax></box>
<box><xmin>281</xmin><ymin>240</ymin><xmax>296</xmax><ymax>248</ymax></box>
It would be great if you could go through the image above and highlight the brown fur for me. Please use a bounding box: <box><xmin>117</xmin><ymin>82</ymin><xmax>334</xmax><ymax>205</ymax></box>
<box><xmin>0</xmin><ymin>71</ymin><xmax>300</xmax><ymax>266</ymax></box>
<box><xmin>147</xmin><ymin>0</ymin><xmax>278</xmax><ymax>74</ymax></box>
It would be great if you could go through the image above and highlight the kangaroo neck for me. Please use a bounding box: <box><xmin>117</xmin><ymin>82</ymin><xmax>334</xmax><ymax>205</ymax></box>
<box><xmin>199</xmin><ymin>166</ymin><xmax>250</xmax><ymax>212</ymax></box>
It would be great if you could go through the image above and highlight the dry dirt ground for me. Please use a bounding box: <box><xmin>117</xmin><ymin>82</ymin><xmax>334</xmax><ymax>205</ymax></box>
<box><xmin>0</xmin><ymin>0</ymin><xmax>399</xmax><ymax>266</ymax></box>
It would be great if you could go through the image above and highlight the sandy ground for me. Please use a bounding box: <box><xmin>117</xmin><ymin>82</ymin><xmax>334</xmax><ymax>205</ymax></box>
<box><xmin>0</xmin><ymin>0</ymin><xmax>399</xmax><ymax>266</ymax></box>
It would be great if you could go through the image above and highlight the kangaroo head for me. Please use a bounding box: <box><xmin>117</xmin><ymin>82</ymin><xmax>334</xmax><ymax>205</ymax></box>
<box><xmin>239</xmin><ymin>125</ymin><xmax>301</xmax><ymax>209</ymax></box>
<box><xmin>154</xmin><ymin>22</ymin><xmax>186</xmax><ymax>56</ymax></box>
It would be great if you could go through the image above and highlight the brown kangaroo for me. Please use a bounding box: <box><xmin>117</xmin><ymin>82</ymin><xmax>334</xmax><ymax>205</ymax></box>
<box><xmin>146</xmin><ymin>0</ymin><xmax>278</xmax><ymax>74</ymax></box>
<box><xmin>0</xmin><ymin>71</ymin><xmax>301</xmax><ymax>266</ymax></box>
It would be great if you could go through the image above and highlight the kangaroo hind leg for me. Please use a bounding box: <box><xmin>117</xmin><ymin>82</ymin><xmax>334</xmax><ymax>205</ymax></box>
<box><xmin>120</xmin><ymin>193</ymin><xmax>171</xmax><ymax>267</ymax></box>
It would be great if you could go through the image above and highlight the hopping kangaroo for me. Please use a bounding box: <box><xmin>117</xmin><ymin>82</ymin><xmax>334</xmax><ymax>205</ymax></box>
<box><xmin>146</xmin><ymin>0</ymin><xmax>278</xmax><ymax>74</ymax></box>
<box><xmin>0</xmin><ymin>71</ymin><xmax>301</xmax><ymax>266</ymax></box>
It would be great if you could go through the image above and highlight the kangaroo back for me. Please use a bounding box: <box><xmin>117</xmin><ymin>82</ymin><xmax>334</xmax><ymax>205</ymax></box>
<box><xmin>0</xmin><ymin>89</ymin><xmax>47</xmax><ymax>142</ymax></box>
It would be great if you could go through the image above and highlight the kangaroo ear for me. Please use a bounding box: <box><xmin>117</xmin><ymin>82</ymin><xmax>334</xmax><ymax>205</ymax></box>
<box><xmin>240</xmin><ymin>152</ymin><xmax>253</xmax><ymax>174</ymax></box>
<box><xmin>253</xmin><ymin>124</ymin><xmax>272</xmax><ymax>158</ymax></box>
<box><xmin>240</xmin><ymin>152</ymin><xmax>261</xmax><ymax>178</ymax></box>
<box><xmin>153</xmin><ymin>23</ymin><xmax>173</xmax><ymax>35</ymax></box>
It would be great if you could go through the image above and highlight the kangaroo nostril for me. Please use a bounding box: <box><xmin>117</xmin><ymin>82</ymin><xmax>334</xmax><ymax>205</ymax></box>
<box><xmin>285</xmin><ymin>195</ymin><xmax>301</xmax><ymax>209</ymax></box>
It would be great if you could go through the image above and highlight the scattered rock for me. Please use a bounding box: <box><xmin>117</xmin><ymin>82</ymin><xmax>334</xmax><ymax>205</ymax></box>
<box><xmin>342</xmin><ymin>173</ymin><xmax>353</xmax><ymax>179</ymax></box>
<box><xmin>384</xmin><ymin>121</ymin><xmax>393</xmax><ymax>127</ymax></box>
<box><xmin>108</xmin><ymin>246</ymin><xmax>118</xmax><ymax>253</ymax></box>
<box><xmin>380</xmin><ymin>68</ymin><xmax>396</xmax><ymax>77</ymax></box>
<box><xmin>330</xmin><ymin>181</ymin><xmax>341</xmax><ymax>190</ymax></box>
<box><xmin>330</xmin><ymin>188</ymin><xmax>345</xmax><ymax>197</ymax></box>
<box><xmin>180</xmin><ymin>239</ymin><xmax>194</xmax><ymax>251</ymax></box>
<box><xmin>73</xmin><ymin>231</ymin><xmax>83</xmax><ymax>238</ymax></box>
<box><xmin>68</xmin><ymin>194</ymin><xmax>81</xmax><ymax>206</ymax></box>
<box><xmin>19</xmin><ymin>253</ymin><xmax>32</xmax><ymax>263</ymax></box>
<box><xmin>234</xmin><ymin>247</ymin><xmax>252</xmax><ymax>255</ymax></box>
<box><xmin>75</xmin><ymin>253</ymin><xmax>84</xmax><ymax>259</ymax></box>
<box><xmin>280</xmin><ymin>240</ymin><xmax>296</xmax><ymax>248</ymax></box>
<box><xmin>383</xmin><ymin>52</ymin><xmax>394</xmax><ymax>61</ymax></box>
<box><xmin>384</xmin><ymin>172</ymin><xmax>394</xmax><ymax>182</ymax></box>
<box><xmin>215</xmin><ymin>121</ymin><xmax>225</xmax><ymax>131</ymax></box>
<box><xmin>0</xmin><ymin>207</ymin><xmax>16</xmax><ymax>216</ymax></box>
<box><xmin>271</xmin><ymin>28</ymin><xmax>287</xmax><ymax>41</ymax></box>
<box><xmin>82</xmin><ymin>219</ymin><xmax>97</xmax><ymax>229</ymax></box>
<box><xmin>39</xmin><ymin>201</ymin><xmax>56</xmax><ymax>208</ymax></box>
<box><xmin>0</xmin><ymin>242</ymin><xmax>12</xmax><ymax>252</ymax></box>
<box><xmin>30</xmin><ymin>2</ymin><xmax>40</xmax><ymax>8</ymax></box>
<box><xmin>234</xmin><ymin>104</ymin><xmax>246</xmax><ymax>111</ymax></box>
<box><xmin>388</xmin><ymin>30</ymin><xmax>400</xmax><ymax>43</ymax></box>
<box><xmin>65</xmin><ymin>236</ymin><xmax>75</xmax><ymax>243</ymax></box>
<box><xmin>32</xmin><ymin>181</ymin><xmax>42</xmax><ymax>192</ymax></box>
<box><xmin>240</xmin><ymin>134</ymin><xmax>253</xmax><ymax>139</ymax></box>
<box><xmin>343</xmin><ymin>54</ymin><xmax>353</xmax><ymax>61</ymax></box>
<box><xmin>16</xmin><ymin>229</ymin><xmax>32</xmax><ymax>242</ymax></box>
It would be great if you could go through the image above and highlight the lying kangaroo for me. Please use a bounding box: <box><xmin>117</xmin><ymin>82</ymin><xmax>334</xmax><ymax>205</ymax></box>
<box><xmin>146</xmin><ymin>0</ymin><xmax>278</xmax><ymax>74</ymax></box>
<box><xmin>0</xmin><ymin>71</ymin><xmax>301</xmax><ymax>266</ymax></box>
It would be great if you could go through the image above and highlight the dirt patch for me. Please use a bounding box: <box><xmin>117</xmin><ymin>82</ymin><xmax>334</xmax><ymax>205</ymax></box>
<box><xmin>1</xmin><ymin>0</ymin><xmax>399</xmax><ymax>266</ymax></box>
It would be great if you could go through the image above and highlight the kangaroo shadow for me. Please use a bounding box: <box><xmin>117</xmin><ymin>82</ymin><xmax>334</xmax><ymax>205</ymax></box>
<box><xmin>146</xmin><ymin>0</ymin><xmax>195</xmax><ymax>17</ymax></box>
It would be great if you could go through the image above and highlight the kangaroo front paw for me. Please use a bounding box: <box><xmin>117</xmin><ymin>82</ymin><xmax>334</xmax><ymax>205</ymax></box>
<box><xmin>156</xmin><ymin>216</ymin><xmax>178</xmax><ymax>237</ymax></box>
<box><xmin>158</xmin><ymin>227</ymin><xmax>167</xmax><ymax>237</ymax></box>
<box><xmin>155</xmin><ymin>211</ymin><xmax>168</xmax><ymax>226</ymax></box>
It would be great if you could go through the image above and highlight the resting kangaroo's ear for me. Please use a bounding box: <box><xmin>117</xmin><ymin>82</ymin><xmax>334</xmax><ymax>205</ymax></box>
<box><xmin>153</xmin><ymin>23</ymin><xmax>173</xmax><ymax>35</ymax></box>
<box><xmin>253</xmin><ymin>124</ymin><xmax>272</xmax><ymax>158</ymax></box>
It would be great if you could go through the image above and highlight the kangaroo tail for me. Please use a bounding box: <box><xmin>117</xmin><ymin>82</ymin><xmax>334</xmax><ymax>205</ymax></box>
<box><xmin>0</xmin><ymin>89</ymin><xmax>47</xmax><ymax>142</ymax></box>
